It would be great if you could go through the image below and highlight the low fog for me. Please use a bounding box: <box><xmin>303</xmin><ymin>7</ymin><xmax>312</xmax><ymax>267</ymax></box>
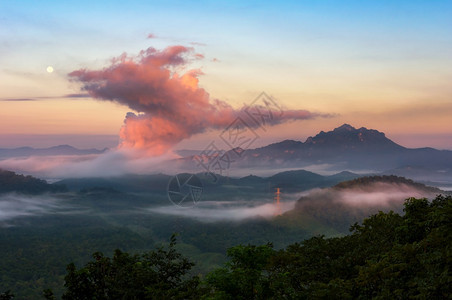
<box><xmin>0</xmin><ymin>149</ymin><xmax>182</xmax><ymax>179</ymax></box>
<box><xmin>0</xmin><ymin>148</ymin><xmax>346</xmax><ymax>180</ymax></box>
<box><xmin>146</xmin><ymin>181</ymin><xmax>437</xmax><ymax>223</ymax></box>
<box><xmin>0</xmin><ymin>148</ymin><xmax>370</xmax><ymax>181</ymax></box>
<box><xmin>287</xmin><ymin>181</ymin><xmax>442</xmax><ymax>231</ymax></box>
<box><xmin>149</xmin><ymin>199</ymin><xmax>296</xmax><ymax>222</ymax></box>
<box><xmin>295</xmin><ymin>182</ymin><xmax>437</xmax><ymax>214</ymax></box>
<box><xmin>0</xmin><ymin>193</ymin><xmax>63</xmax><ymax>223</ymax></box>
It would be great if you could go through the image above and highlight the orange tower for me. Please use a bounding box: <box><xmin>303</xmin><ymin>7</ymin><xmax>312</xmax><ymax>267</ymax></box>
<box><xmin>274</xmin><ymin>187</ymin><xmax>282</xmax><ymax>216</ymax></box>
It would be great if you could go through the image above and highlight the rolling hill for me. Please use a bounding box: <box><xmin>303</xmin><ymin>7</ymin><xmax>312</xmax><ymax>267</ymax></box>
<box><xmin>280</xmin><ymin>175</ymin><xmax>449</xmax><ymax>233</ymax></box>
<box><xmin>0</xmin><ymin>169</ymin><xmax>67</xmax><ymax>194</ymax></box>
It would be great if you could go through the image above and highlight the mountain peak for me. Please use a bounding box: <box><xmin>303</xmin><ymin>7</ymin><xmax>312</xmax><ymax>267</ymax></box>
<box><xmin>304</xmin><ymin>124</ymin><xmax>403</xmax><ymax>151</ymax></box>
<box><xmin>333</xmin><ymin>124</ymin><xmax>356</xmax><ymax>132</ymax></box>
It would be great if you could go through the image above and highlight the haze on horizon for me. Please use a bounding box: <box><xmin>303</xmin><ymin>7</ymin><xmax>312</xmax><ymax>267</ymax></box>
<box><xmin>1</xmin><ymin>0</ymin><xmax>452</xmax><ymax>152</ymax></box>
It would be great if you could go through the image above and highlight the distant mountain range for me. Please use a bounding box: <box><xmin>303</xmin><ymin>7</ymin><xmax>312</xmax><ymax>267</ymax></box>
<box><xmin>56</xmin><ymin>169</ymin><xmax>361</xmax><ymax>194</ymax></box>
<box><xmin>2</xmin><ymin>166</ymin><xmax>449</xmax><ymax>199</ymax></box>
<box><xmin>180</xmin><ymin>124</ymin><xmax>452</xmax><ymax>183</ymax></box>
<box><xmin>0</xmin><ymin>145</ymin><xmax>107</xmax><ymax>158</ymax></box>
<box><xmin>230</xmin><ymin>124</ymin><xmax>452</xmax><ymax>170</ymax></box>
<box><xmin>2</xmin><ymin>124</ymin><xmax>452</xmax><ymax>185</ymax></box>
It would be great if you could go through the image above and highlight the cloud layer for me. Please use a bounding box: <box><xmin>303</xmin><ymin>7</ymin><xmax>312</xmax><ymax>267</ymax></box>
<box><xmin>149</xmin><ymin>200</ymin><xmax>296</xmax><ymax>222</ymax></box>
<box><xmin>0</xmin><ymin>149</ymin><xmax>181</xmax><ymax>179</ymax></box>
<box><xmin>0</xmin><ymin>193</ymin><xmax>61</xmax><ymax>223</ymax></box>
<box><xmin>69</xmin><ymin>45</ymin><xmax>325</xmax><ymax>155</ymax></box>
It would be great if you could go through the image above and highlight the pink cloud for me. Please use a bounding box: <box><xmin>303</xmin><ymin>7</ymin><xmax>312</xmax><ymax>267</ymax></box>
<box><xmin>194</xmin><ymin>53</ymin><xmax>205</xmax><ymax>59</ymax></box>
<box><xmin>69</xmin><ymin>45</ymin><xmax>328</xmax><ymax>156</ymax></box>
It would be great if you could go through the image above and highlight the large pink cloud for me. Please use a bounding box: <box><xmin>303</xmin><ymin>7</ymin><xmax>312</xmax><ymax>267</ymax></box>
<box><xmin>69</xmin><ymin>45</ymin><xmax>326</xmax><ymax>155</ymax></box>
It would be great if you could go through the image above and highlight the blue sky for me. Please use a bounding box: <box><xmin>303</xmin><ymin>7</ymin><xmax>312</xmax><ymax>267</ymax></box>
<box><xmin>1</xmin><ymin>0</ymin><xmax>451</xmax><ymax>149</ymax></box>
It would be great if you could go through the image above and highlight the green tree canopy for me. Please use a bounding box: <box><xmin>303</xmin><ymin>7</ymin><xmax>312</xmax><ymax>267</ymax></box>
<box><xmin>62</xmin><ymin>234</ymin><xmax>202</xmax><ymax>299</ymax></box>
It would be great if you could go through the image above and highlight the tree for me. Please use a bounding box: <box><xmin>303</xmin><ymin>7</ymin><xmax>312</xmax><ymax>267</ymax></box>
<box><xmin>354</xmin><ymin>196</ymin><xmax>452</xmax><ymax>298</ymax></box>
<box><xmin>62</xmin><ymin>234</ymin><xmax>201</xmax><ymax>299</ymax></box>
<box><xmin>205</xmin><ymin>244</ymin><xmax>275</xmax><ymax>299</ymax></box>
<box><xmin>42</xmin><ymin>289</ymin><xmax>55</xmax><ymax>300</ymax></box>
<box><xmin>0</xmin><ymin>290</ymin><xmax>14</xmax><ymax>300</ymax></box>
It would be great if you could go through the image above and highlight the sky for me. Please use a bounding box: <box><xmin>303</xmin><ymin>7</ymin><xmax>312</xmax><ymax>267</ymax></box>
<box><xmin>1</xmin><ymin>0</ymin><xmax>452</xmax><ymax>150</ymax></box>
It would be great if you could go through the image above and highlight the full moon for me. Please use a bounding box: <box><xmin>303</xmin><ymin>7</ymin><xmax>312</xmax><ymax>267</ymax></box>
<box><xmin>46</xmin><ymin>66</ymin><xmax>54</xmax><ymax>73</ymax></box>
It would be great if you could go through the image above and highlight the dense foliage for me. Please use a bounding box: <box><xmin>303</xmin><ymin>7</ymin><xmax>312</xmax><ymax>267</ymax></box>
<box><xmin>204</xmin><ymin>195</ymin><xmax>451</xmax><ymax>299</ymax></box>
<box><xmin>62</xmin><ymin>234</ymin><xmax>202</xmax><ymax>299</ymax></box>
<box><xmin>36</xmin><ymin>195</ymin><xmax>451</xmax><ymax>299</ymax></box>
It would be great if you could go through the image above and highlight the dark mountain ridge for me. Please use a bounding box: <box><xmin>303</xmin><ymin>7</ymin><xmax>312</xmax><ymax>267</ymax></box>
<box><xmin>0</xmin><ymin>169</ymin><xmax>67</xmax><ymax>194</ymax></box>
<box><xmin>0</xmin><ymin>145</ymin><xmax>107</xmax><ymax>158</ymax></box>
<box><xmin>55</xmin><ymin>169</ymin><xmax>361</xmax><ymax>194</ymax></box>
<box><xmin>304</xmin><ymin>124</ymin><xmax>404</xmax><ymax>151</ymax></box>
<box><xmin>214</xmin><ymin>124</ymin><xmax>452</xmax><ymax>174</ymax></box>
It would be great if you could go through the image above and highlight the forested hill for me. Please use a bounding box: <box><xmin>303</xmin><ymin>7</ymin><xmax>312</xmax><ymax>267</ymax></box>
<box><xmin>0</xmin><ymin>169</ymin><xmax>67</xmax><ymax>194</ymax></box>
<box><xmin>284</xmin><ymin>175</ymin><xmax>449</xmax><ymax>233</ymax></box>
<box><xmin>334</xmin><ymin>175</ymin><xmax>447</xmax><ymax>194</ymax></box>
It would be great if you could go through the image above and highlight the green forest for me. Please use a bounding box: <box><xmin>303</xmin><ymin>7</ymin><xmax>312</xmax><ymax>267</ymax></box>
<box><xmin>2</xmin><ymin>195</ymin><xmax>450</xmax><ymax>299</ymax></box>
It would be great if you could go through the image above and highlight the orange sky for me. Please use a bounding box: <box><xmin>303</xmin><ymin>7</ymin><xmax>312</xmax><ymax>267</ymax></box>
<box><xmin>1</xmin><ymin>1</ymin><xmax>451</xmax><ymax>150</ymax></box>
